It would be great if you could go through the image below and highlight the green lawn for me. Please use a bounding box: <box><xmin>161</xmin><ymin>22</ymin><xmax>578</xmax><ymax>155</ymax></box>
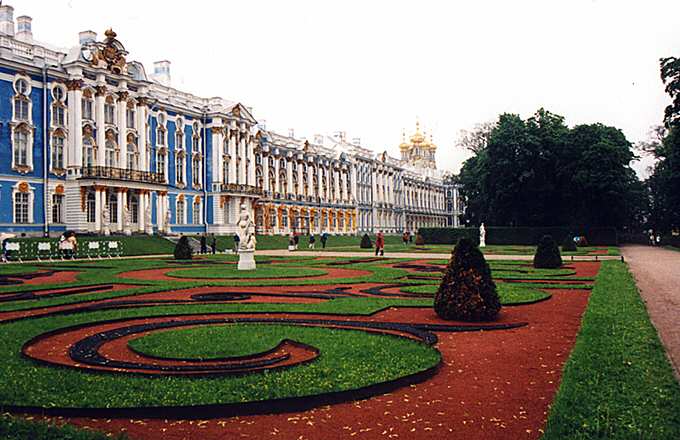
<box><xmin>165</xmin><ymin>265</ymin><xmax>327</xmax><ymax>279</ymax></box>
<box><xmin>543</xmin><ymin>261</ymin><xmax>680</xmax><ymax>439</ymax></box>
<box><xmin>399</xmin><ymin>282</ymin><xmax>551</xmax><ymax>305</ymax></box>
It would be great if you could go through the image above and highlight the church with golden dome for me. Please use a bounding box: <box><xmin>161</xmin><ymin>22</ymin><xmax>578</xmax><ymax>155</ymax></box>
<box><xmin>399</xmin><ymin>121</ymin><xmax>437</xmax><ymax>170</ymax></box>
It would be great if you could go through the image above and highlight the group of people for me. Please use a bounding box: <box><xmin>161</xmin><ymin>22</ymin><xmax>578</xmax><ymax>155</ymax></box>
<box><xmin>288</xmin><ymin>232</ymin><xmax>330</xmax><ymax>250</ymax></box>
<box><xmin>198</xmin><ymin>233</ymin><xmax>218</xmax><ymax>254</ymax></box>
<box><xmin>401</xmin><ymin>230</ymin><xmax>413</xmax><ymax>245</ymax></box>
<box><xmin>649</xmin><ymin>232</ymin><xmax>662</xmax><ymax>246</ymax></box>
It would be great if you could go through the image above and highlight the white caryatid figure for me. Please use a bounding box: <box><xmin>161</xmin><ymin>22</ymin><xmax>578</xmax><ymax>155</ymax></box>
<box><xmin>479</xmin><ymin>222</ymin><xmax>486</xmax><ymax>247</ymax></box>
<box><xmin>123</xmin><ymin>205</ymin><xmax>131</xmax><ymax>236</ymax></box>
<box><xmin>145</xmin><ymin>204</ymin><xmax>152</xmax><ymax>235</ymax></box>
<box><xmin>237</xmin><ymin>203</ymin><xmax>257</xmax><ymax>270</ymax></box>
<box><xmin>102</xmin><ymin>203</ymin><xmax>110</xmax><ymax>236</ymax></box>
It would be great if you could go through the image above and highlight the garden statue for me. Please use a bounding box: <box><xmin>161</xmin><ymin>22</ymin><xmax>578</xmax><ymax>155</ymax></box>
<box><xmin>165</xmin><ymin>209</ymin><xmax>172</xmax><ymax>234</ymax></box>
<box><xmin>123</xmin><ymin>205</ymin><xmax>132</xmax><ymax>236</ymax></box>
<box><xmin>479</xmin><ymin>222</ymin><xmax>486</xmax><ymax>247</ymax></box>
<box><xmin>236</xmin><ymin>203</ymin><xmax>257</xmax><ymax>270</ymax></box>
<box><xmin>102</xmin><ymin>204</ymin><xmax>110</xmax><ymax>236</ymax></box>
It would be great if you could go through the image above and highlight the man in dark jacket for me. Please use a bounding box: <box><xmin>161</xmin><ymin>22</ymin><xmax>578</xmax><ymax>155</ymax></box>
<box><xmin>200</xmin><ymin>234</ymin><xmax>207</xmax><ymax>254</ymax></box>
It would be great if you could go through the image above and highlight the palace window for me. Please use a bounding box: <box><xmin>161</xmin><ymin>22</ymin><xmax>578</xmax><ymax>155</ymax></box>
<box><xmin>268</xmin><ymin>170</ymin><xmax>275</xmax><ymax>192</ymax></box>
<box><xmin>126</xmin><ymin>103</ymin><xmax>135</xmax><ymax>128</ymax></box>
<box><xmin>157</xmin><ymin>127</ymin><xmax>166</xmax><ymax>146</ymax></box>
<box><xmin>13</xmin><ymin>78</ymin><xmax>30</xmax><ymax>122</ymax></box>
<box><xmin>82</xmin><ymin>137</ymin><xmax>95</xmax><ymax>168</ymax></box>
<box><xmin>51</xmin><ymin>132</ymin><xmax>65</xmax><ymax>171</ymax></box>
<box><xmin>82</xmin><ymin>90</ymin><xmax>94</xmax><ymax>121</ymax></box>
<box><xmin>282</xmin><ymin>210</ymin><xmax>288</xmax><ymax>228</ymax></box>
<box><xmin>192</xmin><ymin>122</ymin><xmax>201</xmax><ymax>153</ymax></box>
<box><xmin>13</xmin><ymin>128</ymin><xmax>30</xmax><ymax>167</ymax></box>
<box><xmin>222</xmin><ymin>138</ymin><xmax>229</xmax><ymax>156</ymax></box>
<box><xmin>14</xmin><ymin>191</ymin><xmax>30</xmax><ymax>224</ymax></box>
<box><xmin>109</xmin><ymin>193</ymin><xmax>117</xmax><ymax>224</ymax></box>
<box><xmin>86</xmin><ymin>192</ymin><xmax>96</xmax><ymax>223</ymax></box>
<box><xmin>157</xmin><ymin>150</ymin><xmax>167</xmax><ymax>179</ymax></box>
<box><xmin>129</xmin><ymin>195</ymin><xmax>139</xmax><ymax>224</ymax></box>
<box><xmin>127</xmin><ymin>140</ymin><xmax>138</xmax><ymax>170</ymax></box>
<box><xmin>176</xmin><ymin>132</ymin><xmax>184</xmax><ymax>151</ymax></box>
<box><xmin>192</xmin><ymin>199</ymin><xmax>201</xmax><ymax>224</ymax></box>
<box><xmin>256</xmin><ymin>166</ymin><xmax>263</xmax><ymax>189</ymax></box>
<box><xmin>104</xmin><ymin>97</ymin><xmax>115</xmax><ymax>124</ymax></box>
<box><xmin>222</xmin><ymin>158</ymin><xmax>229</xmax><ymax>184</ymax></box>
<box><xmin>52</xmin><ymin>104</ymin><xmax>65</xmax><ymax>127</ymax></box>
<box><xmin>52</xmin><ymin>193</ymin><xmax>64</xmax><ymax>224</ymax></box>
<box><xmin>279</xmin><ymin>171</ymin><xmax>287</xmax><ymax>194</ymax></box>
<box><xmin>176</xmin><ymin>199</ymin><xmax>185</xmax><ymax>225</ymax></box>
<box><xmin>176</xmin><ymin>153</ymin><xmax>185</xmax><ymax>185</ymax></box>
<box><xmin>235</xmin><ymin>159</ymin><xmax>240</xmax><ymax>183</ymax></box>
<box><xmin>105</xmin><ymin>138</ymin><xmax>116</xmax><ymax>168</ymax></box>
<box><xmin>192</xmin><ymin>157</ymin><xmax>201</xmax><ymax>187</ymax></box>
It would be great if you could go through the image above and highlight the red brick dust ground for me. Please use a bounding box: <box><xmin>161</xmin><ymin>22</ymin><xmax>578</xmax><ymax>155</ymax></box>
<box><xmin>45</xmin><ymin>262</ymin><xmax>598</xmax><ymax>440</ymax></box>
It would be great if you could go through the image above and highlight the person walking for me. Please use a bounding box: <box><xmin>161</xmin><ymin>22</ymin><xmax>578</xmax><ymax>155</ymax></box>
<box><xmin>375</xmin><ymin>231</ymin><xmax>385</xmax><ymax>256</ymax></box>
<box><xmin>200</xmin><ymin>234</ymin><xmax>207</xmax><ymax>254</ymax></box>
<box><xmin>402</xmin><ymin>231</ymin><xmax>409</xmax><ymax>246</ymax></box>
<box><xmin>293</xmin><ymin>233</ymin><xmax>300</xmax><ymax>250</ymax></box>
<box><xmin>309</xmin><ymin>234</ymin><xmax>316</xmax><ymax>249</ymax></box>
<box><xmin>233</xmin><ymin>233</ymin><xmax>240</xmax><ymax>252</ymax></box>
<box><xmin>210</xmin><ymin>234</ymin><xmax>217</xmax><ymax>255</ymax></box>
<box><xmin>321</xmin><ymin>231</ymin><xmax>328</xmax><ymax>249</ymax></box>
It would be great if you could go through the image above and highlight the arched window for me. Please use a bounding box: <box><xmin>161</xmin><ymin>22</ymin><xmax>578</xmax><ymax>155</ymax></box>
<box><xmin>105</xmin><ymin>136</ymin><xmax>116</xmax><ymax>168</ymax></box>
<box><xmin>157</xmin><ymin>150</ymin><xmax>167</xmax><ymax>179</ymax></box>
<box><xmin>126</xmin><ymin>101</ymin><xmax>136</xmax><ymax>128</ymax></box>
<box><xmin>192</xmin><ymin>199</ymin><xmax>201</xmax><ymax>224</ymax></box>
<box><xmin>13</xmin><ymin>127</ymin><xmax>30</xmax><ymax>167</ymax></box>
<box><xmin>81</xmin><ymin>89</ymin><xmax>94</xmax><ymax>121</ymax></box>
<box><xmin>176</xmin><ymin>123</ymin><xmax>184</xmax><ymax>151</ymax></box>
<box><xmin>127</xmin><ymin>140</ymin><xmax>137</xmax><ymax>170</ymax></box>
<box><xmin>222</xmin><ymin>138</ymin><xmax>229</xmax><ymax>156</ymax></box>
<box><xmin>269</xmin><ymin>169</ymin><xmax>275</xmax><ymax>192</ymax></box>
<box><xmin>104</xmin><ymin>96</ymin><xmax>115</xmax><ymax>124</ymax></box>
<box><xmin>176</xmin><ymin>153</ymin><xmax>185</xmax><ymax>185</ymax></box>
<box><xmin>256</xmin><ymin>166</ymin><xmax>263</xmax><ymax>189</ymax></box>
<box><xmin>51</xmin><ymin>86</ymin><xmax>66</xmax><ymax>127</ymax></box>
<box><xmin>129</xmin><ymin>195</ymin><xmax>139</xmax><ymax>224</ymax></box>
<box><xmin>192</xmin><ymin>157</ymin><xmax>201</xmax><ymax>187</ymax></box>
<box><xmin>13</xmin><ymin>78</ymin><xmax>30</xmax><ymax>121</ymax></box>
<box><xmin>51</xmin><ymin>131</ymin><xmax>65</xmax><ymax>171</ymax></box>
<box><xmin>279</xmin><ymin>171</ymin><xmax>287</xmax><ymax>194</ymax></box>
<box><xmin>86</xmin><ymin>192</ymin><xmax>96</xmax><ymax>223</ymax></box>
<box><xmin>176</xmin><ymin>198</ymin><xmax>185</xmax><ymax>225</ymax></box>
<box><xmin>82</xmin><ymin>136</ymin><xmax>95</xmax><ymax>168</ymax></box>
<box><xmin>192</xmin><ymin>122</ymin><xmax>201</xmax><ymax>153</ymax></box>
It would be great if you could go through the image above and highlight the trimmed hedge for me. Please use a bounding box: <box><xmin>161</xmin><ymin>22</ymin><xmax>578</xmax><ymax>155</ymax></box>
<box><xmin>360</xmin><ymin>234</ymin><xmax>372</xmax><ymax>249</ymax></box>
<box><xmin>419</xmin><ymin>227</ymin><xmax>618</xmax><ymax>246</ymax></box>
<box><xmin>534</xmin><ymin>235</ymin><xmax>563</xmax><ymax>269</ymax></box>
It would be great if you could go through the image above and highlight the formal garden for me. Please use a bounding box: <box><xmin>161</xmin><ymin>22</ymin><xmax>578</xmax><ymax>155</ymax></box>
<box><xmin>0</xmin><ymin>235</ymin><xmax>678</xmax><ymax>440</ymax></box>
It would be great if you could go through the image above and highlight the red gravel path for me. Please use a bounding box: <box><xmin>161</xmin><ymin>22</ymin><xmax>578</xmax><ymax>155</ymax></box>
<box><xmin>117</xmin><ymin>267</ymin><xmax>371</xmax><ymax>282</ymax></box>
<box><xmin>56</xmin><ymin>285</ymin><xmax>592</xmax><ymax>439</ymax></box>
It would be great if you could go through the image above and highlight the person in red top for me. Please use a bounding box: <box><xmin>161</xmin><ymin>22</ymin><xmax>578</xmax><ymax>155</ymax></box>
<box><xmin>375</xmin><ymin>231</ymin><xmax>385</xmax><ymax>256</ymax></box>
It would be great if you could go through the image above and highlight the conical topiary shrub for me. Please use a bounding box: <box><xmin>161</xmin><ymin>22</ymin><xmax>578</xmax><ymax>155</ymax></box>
<box><xmin>534</xmin><ymin>235</ymin><xmax>562</xmax><ymax>268</ymax></box>
<box><xmin>174</xmin><ymin>236</ymin><xmax>193</xmax><ymax>260</ymax></box>
<box><xmin>561</xmin><ymin>234</ymin><xmax>577</xmax><ymax>252</ymax></box>
<box><xmin>434</xmin><ymin>238</ymin><xmax>501</xmax><ymax>322</ymax></box>
<box><xmin>360</xmin><ymin>233</ymin><xmax>372</xmax><ymax>249</ymax></box>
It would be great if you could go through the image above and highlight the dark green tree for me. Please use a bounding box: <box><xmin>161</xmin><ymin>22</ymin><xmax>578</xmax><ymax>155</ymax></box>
<box><xmin>174</xmin><ymin>236</ymin><xmax>193</xmax><ymax>260</ymax></box>
<box><xmin>360</xmin><ymin>233</ymin><xmax>372</xmax><ymax>249</ymax></box>
<box><xmin>534</xmin><ymin>235</ymin><xmax>562</xmax><ymax>269</ymax></box>
<box><xmin>434</xmin><ymin>238</ymin><xmax>501</xmax><ymax>322</ymax></box>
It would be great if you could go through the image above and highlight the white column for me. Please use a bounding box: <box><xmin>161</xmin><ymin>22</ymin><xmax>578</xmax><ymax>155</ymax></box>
<box><xmin>307</xmin><ymin>164</ymin><xmax>314</xmax><ymax>198</ymax></box>
<box><xmin>117</xmin><ymin>90</ymin><xmax>128</xmax><ymax>169</ymax></box>
<box><xmin>333</xmin><ymin>168</ymin><xmax>340</xmax><ymax>203</ymax></box>
<box><xmin>239</xmin><ymin>134</ymin><xmax>247</xmax><ymax>185</ymax></box>
<box><xmin>117</xmin><ymin>190</ymin><xmax>124</xmax><ymax>231</ymax></box>
<box><xmin>341</xmin><ymin>170</ymin><xmax>348</xmax><ymax>202</ymax></box>
<box><xmin>286</xmin><ymin>158</ymin><xmax>293</xmax><ymax>195</ymax></box>
<box><xmin>297</xmin><ymin>162</ymin><xmax>305</xmax><ymax>196</ymax></box>
<box><xmin>350</xmin><ymin>165</ymin><xmax>357</xmax><ymax>202</ymax></box>
<box><xmin>67</xmin><ymin>83</ymin><xmax>83</xmax><ymax>169</ymax></box>
<box><xmin>212</xmin><ymin>125</ymin><xmax>224</xmax><ymax>184</ymax></box>
<box><xmin>229</xmin><ymin>131</ymin><xmax>237</xmax><ymax>184</ymax></box>
<box><xmin>247</xmin><ymin>135</ymin><xmax>256</xmax><ymax>186</ymax></box>
<box><xmin>317</xmin><ymin>166</ymin><xmax>323</xmax><ymax>200</ymax></box>
<box><xmin>94</xmin><ymin>187</ymin><xmax>102</xmax><ymax>232</ymax></box>
<box><xmin>95</xmin><ymin>89</ymin><xmax>106</xmax><ymax>166</ymax></box>
<box><xmin>138</xmin><ymin>191</ymin><xmax>146</xmax><ymax>232</ymax></box>
<box><xmin>263</xmin><ymin>154</ymin><xmax>270</xmax><ymax>192</ymax></box>
<box><xmin>274</xmin><ymin>156</ymin><xmax>280</xmax><ymax>194</ymax></box>
<box><xmin>137</xmin><ymin>101</ymin><xmax>147</xmax><ymax>171</ymax></box>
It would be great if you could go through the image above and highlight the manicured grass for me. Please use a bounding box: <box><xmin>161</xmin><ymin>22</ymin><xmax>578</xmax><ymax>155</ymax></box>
<box><xmin>400</xmin><ymin>282</ymin><xmax>551</xmax><ymax>305</ymax></box>
<box><xmin>165</xmin><ymin>265</ymin><xmax>327</xmax><ymax>279</ymax></box>
<box><xmin>129</xmin><ymin>324</ymin><xmax>286</xmax><ymax>360</ymax></box>
<box><xmin>0</xmin><ymin>414</ymin><xmax>124</xmax><ymax>440</ymax></box>
<box><xmin>0</xmin><ymin>314</ymin><xmax>439</xmax><ymax>408</ymax></box>
<box><xmin>543</xmin><ymin>261</ymin><xmax>680</xmax><ymax>439</ymax></box>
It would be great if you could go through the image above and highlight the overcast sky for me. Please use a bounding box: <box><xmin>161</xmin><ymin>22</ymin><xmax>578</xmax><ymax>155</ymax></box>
<box><xmin>16</xmin><ymin>0</ymin><xmax>680</xmax><ymax>177</ymax></box>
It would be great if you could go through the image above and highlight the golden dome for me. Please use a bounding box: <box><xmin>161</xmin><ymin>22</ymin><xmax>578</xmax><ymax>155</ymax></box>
<box><xmin>410</xmin><ymin>121</ymin><xmax>425</xmax><ymax>144</ymax></box>
<box><xmin>425</xmin><ymin>134</ymin><xmax>437</xmax><ymax>150</ymax></box>
<box><xmin>399</xmin><ymin>129</ymin><xmax>410</xmax><ymax>151</ymax></box>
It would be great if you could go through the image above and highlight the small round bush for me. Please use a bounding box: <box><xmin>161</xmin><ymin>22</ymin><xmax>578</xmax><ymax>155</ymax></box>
<box><xmin>174</xmin><ymin>236</ymin><xmax>193</xmax><ymax>260</ymax></box>
<box><xmin>434</xmin><ymin>238</ymin><xmax>501</xmax><ymax>322</ymax></box>
<box><xmin>534</xmin><ymin>235</ymin><xmax>562</xmax><ymax>268</ymax></box>
<box><xmin>562</xmin><ymin>235</ymin><xmax>577</xmax><ymax>252</ymax></box>
<box><xmin>415</xmin><ymin>234</ymin><xmax>425</xmax><ymax>246</ymax></box>
<box><xmin>360</xmin><ymin>233</ymin><xmax>372</xmax><ymax>249</ymax></box>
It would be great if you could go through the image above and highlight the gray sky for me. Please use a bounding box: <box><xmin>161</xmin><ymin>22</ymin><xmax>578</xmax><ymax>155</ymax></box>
<box><xmin>17</xmin><ymin>0</ymin><xmax>680</xmax><ymax>176</ymax></box>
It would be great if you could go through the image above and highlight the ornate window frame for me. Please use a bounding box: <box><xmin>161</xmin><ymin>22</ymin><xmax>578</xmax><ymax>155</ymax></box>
<box><xmin>11</xmin><ymin>75</ymin><xmax>34</xmax><ymax>173</ymax></box>
<box><xmin>12</xmin><ymin>181</ymin><xmax>34</xmax><ymax>224</ymax></box>
<box><xmin>50</xmin><ymin>128</ymin><xmax>66</xmax><ymax>175</ymax></box>
<box><xmin>176</xmin><ymin>194</ymin><xmax>186</xmax><ymax>225</ymax></box>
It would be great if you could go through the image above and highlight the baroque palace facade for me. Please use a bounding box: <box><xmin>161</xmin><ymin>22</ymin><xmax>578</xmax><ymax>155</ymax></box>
<box><xmin>0</xmin><ymin>3</ymin><xmax>461</xmax><ymax>236</ymax></box>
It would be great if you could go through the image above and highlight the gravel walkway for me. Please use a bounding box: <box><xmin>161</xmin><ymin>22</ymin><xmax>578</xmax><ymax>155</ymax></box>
<box><xmin>622</xmin><ymin>245</ymin><xmax>680</xmax><ymax>379</ymax></box>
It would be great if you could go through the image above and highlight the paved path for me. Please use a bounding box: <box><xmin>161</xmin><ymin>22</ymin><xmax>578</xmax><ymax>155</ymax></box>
<box><xmin>622</xmin><ymin>245</ymin><xmax>680</xmax><ymax>379</ymax></box>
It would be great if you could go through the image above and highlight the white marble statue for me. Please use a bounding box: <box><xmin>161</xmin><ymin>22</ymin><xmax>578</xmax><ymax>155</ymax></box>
<box><xmin>145</xmin><ymin>204</ymin><xmax>153</xmax><ymax>234</ymax></box>
<box><xmin>165</xmin><ymin>209</ymin><xmax>172</xmax><ymax>234</ymax></box>
<box><xmin>123</xmin><ymin>205</ymin><xmax>131</xmax><ymax>236</ymax></box>
<box><xmin>236</xmin><ymin>203</ymin><xmax>257</xmax><ymax>270</ymax></box>
<box><xmin>479</xmin><ymin>222</ymin><xmax>486</xmax><ymax>248</ymax></box>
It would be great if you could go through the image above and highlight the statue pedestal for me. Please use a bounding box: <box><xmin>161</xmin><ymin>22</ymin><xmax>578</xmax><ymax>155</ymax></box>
<box><xmin>479</xmin><ymin>239</ymin><xmax>486</xmax><ymax>247</ymax></box>
<box><xmin>238</xmin><ymin>249</ymin><xmax>256</xmax><ymax>271</ymax></box>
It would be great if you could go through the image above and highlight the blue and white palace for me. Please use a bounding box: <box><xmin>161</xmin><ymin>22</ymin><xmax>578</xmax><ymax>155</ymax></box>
<box><xmin>0</xmin><ymin>3</ymin><xmax>461</xmax><ymax>237</ymax></box>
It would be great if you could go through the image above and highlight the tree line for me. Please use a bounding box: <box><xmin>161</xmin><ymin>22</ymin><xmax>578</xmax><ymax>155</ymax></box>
<box><xmin>456</xmin><ymin>57</ymin><xmax>680</xmax><ymax>233</ymax></box>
